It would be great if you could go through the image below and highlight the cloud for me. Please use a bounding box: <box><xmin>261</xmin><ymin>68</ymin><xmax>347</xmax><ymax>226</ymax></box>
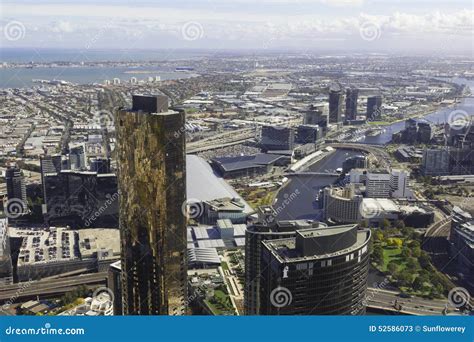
<box><xmin>1</xmin><ymin>1</ymin><xmax>472</xmax><ymax>52</ymax></box>
<box><xmin>50</xmin><ymin>21</ymin><xmax>74</xmax><ymax>33</ymax></box>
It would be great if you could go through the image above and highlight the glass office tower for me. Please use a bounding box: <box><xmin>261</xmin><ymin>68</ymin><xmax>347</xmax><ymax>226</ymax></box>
<box><xmin>116</xmin><ymin>94</ymin><xmax>187</xmax><ymax>315</ymax></box>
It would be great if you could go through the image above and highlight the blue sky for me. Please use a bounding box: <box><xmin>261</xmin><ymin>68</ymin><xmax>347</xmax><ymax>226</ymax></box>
<box><xmin>1</xmin><ymin>0</ymin><xmax>473</xmax><ymax>54</ymax></box>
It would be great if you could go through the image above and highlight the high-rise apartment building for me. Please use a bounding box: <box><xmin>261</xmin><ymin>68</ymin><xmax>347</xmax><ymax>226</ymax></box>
<box><xmin>390</xmin><ymin>169</ymin><xmax>410</xmax><ymax>198</ymax></box>
<box><xmin>367</xmin><ymin>95</ymin><xmax>382</xmax><ymax>121</ymax></box>
<box><xmin>422</xmin><ymin>148</ymin><xmax>450</xmax><ymax>176</ymax></box>
<box><xmin>365</xmin><ymin>171</ymin><xmax>391</xmax><ymax>198</ymax></box>
<box><xmin>259</xmin><ymin>224</ymin><xmax>371</xmax><ymax>315</ymax></box>
<box><xmin>244</xmin><ymin>206</ymin><xmax>327</xmax><ymax>315</ymax></box>
<box><xmin>5</xmin><ymin>166</ymin><xmax>27</xmax><ymax>203</ymax></box>
<box><xmin>329</xmin><ymin>89</ymin><xmax>343</xmax><ymax>124</ymax></box>
<box><xmin>345</xmin><ymin>88</ymin><xmax>358</xmax><ymax>121</ymax></box>
<box><xmin>323</xmin><ymin>185</ymin><xmax>363</xmax><ymax>224</ymax></box>
<box><xmin>116</xmin><ymin>94</ymin><xmax>187</xmax><ymax>315</ymax></box>
<box><xmin>260</xmin><ymin>125</ymin><xmax>294</xmax><ymax>151</ymax></box>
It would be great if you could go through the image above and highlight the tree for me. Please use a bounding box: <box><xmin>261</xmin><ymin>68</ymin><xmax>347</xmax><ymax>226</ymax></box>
<box><xmin>401</xmin><ymin>246</ymin><xmax>411</xmax><ymax>258</ymax></box>
<box><xmin>412</xmin><ymin>276</ymin><xmax>424</xmax><ymax>291</ymax></box>
<box><xmin>397</xmin><ymin>270</ymin><xmax>413</xmax><ymax>287</ymax></box>
<box><xmin>387</xmin><ymin>238</ymin><xmax>403</xmax><ymax>248</ymax></box>
<box><xmin>412</xmin><ymin>246</ymin><xmax>422</xmax><ymax>258</ymax></box>
<box><xmin>381</xmin><ymin>219</ymin><xmax>391</xmax><ymax>229</ymax></box>
<box><xmin>387</xmin><ymin>261</ymin><xmax>398</xmax><ymax>274</ymax></box>
<box><xmin>372</xmin><ymin>245</ymin><xmax>384</xmax><ymax>265</ymax></box>
<box><xmin>401</xmin><ymin>227</ymin><xmax>415</xmax><ymax>239</ymax></box>
<box><xmin>373</xmin><ymin>229</ymin><xmax>384</xmax><ymax>243</ymax></box>
<box><xmin>419</xmin><ymin>252</ymin><xmax>431</xmax><ymax>269</ymax></box>
<box><xmin>406</xmin><ymin>257</ymin><xmax>419</xmax><ymax>272</ymax></box>
<box><xmin>395</xmin><ymin>220</ymin><xmax>406</xmax><ymax>229</ymax></box>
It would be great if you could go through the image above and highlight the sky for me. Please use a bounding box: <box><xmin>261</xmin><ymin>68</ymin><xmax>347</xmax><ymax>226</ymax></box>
<box><xmin>0</xmin><ymin>0</ymin><xmax>473</xmax><ymax>54</ymax></box>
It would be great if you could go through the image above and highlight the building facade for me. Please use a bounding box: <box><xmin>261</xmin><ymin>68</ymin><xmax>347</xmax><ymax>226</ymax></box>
<box><xmin>323</xmin><ymin>186</ymin><xmax>363</xmax><ymax>224</ymax></box>
<box><xmin>116</xmin><ymin>94</ymin><xmax>187</xmax><ymax>315</ymax></box>
<box><xmin>366</xmin><ymin>95</ymin><xmax>382</xmax><ymax>121</ymax></box>
<box><xmin>345</xmin><ymin>88</ymin><xmax>358</xmax><ymax>121</ymax></box>
<box><xmin>259</xmin><ymin>224</ymin><xmax>371</xmax><ymax>315</ymax></box>
<box><xmin>422</xmin><ymin>148</ymin><xmax>450</xmax><ymax>176</ymax></box>
<box><xmin>329</xmin><ymin>90</ymin><xmax>343</xmax><ymax>124</ymax></box>
<box><xmin>244</xmin><ymin>206</ymin><xmax>328</xmax><ymax>315</ymax></box>
<box><xmin>5</xmin><ymin>166</ymin><xmax>27</xmax><ymax>203</ymax></box>
<box><xmin>260</xmin><ymin>126</ymin><xmax>294</xmax><ymax>151</ymax></box>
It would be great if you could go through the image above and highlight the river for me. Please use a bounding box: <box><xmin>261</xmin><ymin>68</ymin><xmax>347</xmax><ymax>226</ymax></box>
<box><xmin>359</xmin><ymin>77</ymin><xmax>474</xmax><ymax>145</ymax></box>
<box><xmin>275</xmin><ymin>77</ymin><xmax>474</xmax><ymax>219</ymax></box>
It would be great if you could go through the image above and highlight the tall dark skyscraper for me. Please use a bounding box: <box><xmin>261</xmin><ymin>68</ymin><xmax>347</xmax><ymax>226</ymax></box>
<box><xmin>259</xmin><ymin>224</ymin><xmax>371</xmax><ymax>315</ymax></box>
<box><xmin>329</xmin><ymin>89</ymin><xmax>343</xmax><ymax>124</ymax></box>
<box><xmin>345</xmin><ymin>88</ymin><xmax>358</xmax><ymax>121</ymax></box>
<box><xmin>367</xmin><ymin>95</ymin><xmax>382</xmax><ymax>120</ymax></box>
<box><xmin>244</xmin><ymin>206</ymin><xmax>328</xmax><ymax>315</ymax></box>
<box><xmin>260</xmin><ymin>126</ymin><xmax>294</xmax><ymax>151</ymax></box>
<box><xmin>116</xmin><ymin>94</ymin><xmax>187</xmax><ymax>315</ymax></box>
<box><xmin>5</xmin><ymin>166</ymin><xmax>27</xmax><ymax>203</ymax></box>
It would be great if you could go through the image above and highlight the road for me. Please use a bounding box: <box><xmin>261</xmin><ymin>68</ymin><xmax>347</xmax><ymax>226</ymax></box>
<box><xmin>187</xmin><ymin>128</ymin><xmax>255</xmax><ymax>153</ymax></box>
<box><xmin>0</xmin><ymin>273</ymin><xmax>108</xmax><ymax>303</ymax></box>
<box><xmin>366</xmin><ymin>288</ymin><xmax>462</xmax><ymax>316</ymax></box>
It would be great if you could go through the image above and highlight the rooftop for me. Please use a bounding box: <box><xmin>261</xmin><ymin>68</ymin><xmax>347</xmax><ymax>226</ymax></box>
<box><xmin>211</xmin><ymin>153</ymin><xmax>284</xmax><ymax>172</ymax></box>
<box><xmin>186</xmin><ymin>155</ymin><xmax>253</xmax><ymax>214</ymax></box>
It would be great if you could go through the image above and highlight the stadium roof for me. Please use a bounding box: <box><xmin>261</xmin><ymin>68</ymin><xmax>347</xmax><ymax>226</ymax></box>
<box><xmin>186</xmin><ymin>155</ymin><xmax>253</xmax><ymax>214</ymax></box>
<box><xmin>211</xmin><ymin>153</ymin><xmax>284</xmax><ymax>172</ymax></box>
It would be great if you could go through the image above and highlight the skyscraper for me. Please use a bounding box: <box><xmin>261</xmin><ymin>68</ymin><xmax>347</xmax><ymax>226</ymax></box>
<box><xmin>421</xmin><ymin>148</ymin><xmax>450</xmax><ymax>176</ymax></box>
<box><xmin>244</xmin><ymin>206</ymin><xmax>328</xmax><ymax>315</ymax></box>
<box><xmin>5</xmin><ymin>166</ymin><xmax>27</xmax><ymax>203</ymax></box>
<box><xmin>345</xmin><ymin>88</ymin><xmax>358</xmax><ymax>121</ymax></box>
<box><xmin>260</xmin><ymin>125</ymin><xmax>294</xmax><ymax>151</ymax></box>
<box><xmin>367</xmin><ymin>95</ymin><xmax>382</xmax><ymax>121</ymax></box>
<box><xmin>259</xmin><ymin>224</ymin><xmax>371</xmax><ymax>315</ymax></box>
<box><xmin>329</xmin><ymin>89</ymin><xmax>343</xmax><ymax>124</ymax></box>
<box><xmin>116</xmin><ymin>94</ymin><xmax>187</xmax><ymax>315</ymax></box>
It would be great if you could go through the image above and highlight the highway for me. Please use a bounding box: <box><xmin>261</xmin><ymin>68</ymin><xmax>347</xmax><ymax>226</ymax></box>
<box><xmin>0</xmin><ymin>273</ymin><xmax>108</xmax><ymax>303</ymax></box>
<box><xmin>366</xmin><ymin>288</ymin><xmax>462</xmax><ymax>316</ymax></box>
<box><xmin>187</xmin><ymin>128</ymin><xmax>255</xmax><ymax>153</ymax></box>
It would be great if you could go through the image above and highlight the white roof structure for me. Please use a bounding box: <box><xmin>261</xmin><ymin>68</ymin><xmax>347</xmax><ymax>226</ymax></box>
<box><xmin>234</xmin><ymin>238</ymin><xmax>245</xmax><ymax>247</ymax></box>
<box><xmin>187</xmin><ymin>248</ymin><xmax>220</xmax><ymax>265</ymax></box>
<box><xmin>233</xmin><ymin>224</ymin><xmax>247</xmax><ymax>237</ymax></box>
<box><xmin>186</xmin><ymin>155</ymin><xmax>253</xmax><ymax>214</ymax></box>
<box><xmin>197</xmin><ymin>239</ymin><xmax>226</xmax><ymax>248</ymax></box>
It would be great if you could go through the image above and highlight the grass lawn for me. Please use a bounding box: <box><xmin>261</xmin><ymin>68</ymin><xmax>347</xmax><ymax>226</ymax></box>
<box><xmin>204</xmin><ymin>290</ymin><xmax>234</xmax><ymax>315</ymax></box>
<box><xmin>238</xmin><ymin>188</ymin><xmax>276</xmax><ymax>209</ymax></box>
<box><xmin>381</xmin><ymin>247</ymin><xmax>407</xmax><ymax>272</ymax></box>
<box><xmin>221</xmin><ymin>261</ymin><xmax>229</xmax><ymax>271</ymax></box>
